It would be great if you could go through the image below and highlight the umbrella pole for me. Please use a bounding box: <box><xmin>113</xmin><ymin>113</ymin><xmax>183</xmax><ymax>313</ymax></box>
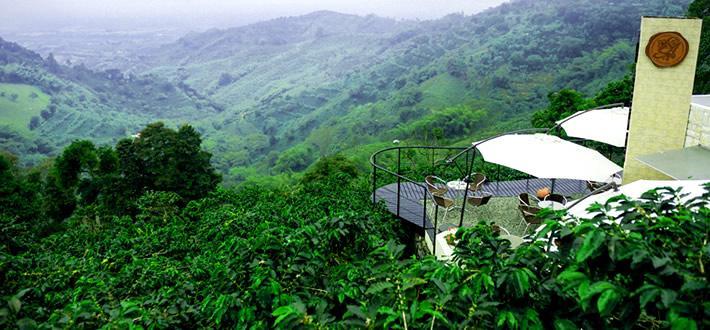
<box><xmin>551</xmin><ymin>179</ymin><xmax>556</xmax><ymax>194</ymax></box>
<box><xmin>496</xmin><ymin>164</ymin><xmax>501</xmax><ymax>195</ymax></box>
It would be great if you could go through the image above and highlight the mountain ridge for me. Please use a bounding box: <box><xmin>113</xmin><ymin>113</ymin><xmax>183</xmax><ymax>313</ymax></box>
<box><xmin>0</xmin><ymin>0</ymin><xmax>693</xmax><ymax>184</ymax></box>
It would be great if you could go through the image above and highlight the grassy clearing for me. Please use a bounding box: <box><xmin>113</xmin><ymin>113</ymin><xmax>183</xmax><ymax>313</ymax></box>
<box><xmin>418</xmin><ymin>73</ymin><xmax>468</xmax><ymax>109</ymax></box>
<box><xmin>425</xmin><ymin>196</ymin><xmax>535</xmax><ymax>236</ymax></box>
<box><xmin>0</xmin><ymin>83</ymin><xmax>50</xmax><ymax>135</ymax></box>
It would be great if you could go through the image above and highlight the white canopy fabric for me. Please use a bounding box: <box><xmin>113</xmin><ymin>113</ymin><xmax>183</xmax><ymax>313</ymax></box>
<box><xmin>476</xmin><ymin>133</ymin><xmax>622</xmax><ymax>182</ymax></box>
<box><xmin>556</xmin><ymin>107</ymin><xmax>630</xmax><ymax>147</ymax></box>
<box><xmin>566</xmin><ymin>180</ymin><xmax>710</xmax><ymax>219</ymax></box>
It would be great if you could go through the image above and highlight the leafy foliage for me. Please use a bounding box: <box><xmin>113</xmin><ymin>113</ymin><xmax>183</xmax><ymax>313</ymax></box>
<box><xmin>302</xmin><ymin>154</ymin><xmax>360</xmax><ymax>184</ymax></box>
<box><xmin>2</xmin><ymin>132</ymin><xmax>708</xmax><ymax>328</ymax></box>
<box><xmin>0</xmin><ymin>0</ymin><xmax>691</xmax><ymax>183</ymax></box>
<box><xmin>40</xmin><ymin>122</ymin><xmax>220</xmax><ymax>221</ymax></box>
<box><xmin>531</xmin><ymin>89</ymin><xmax>592</xmax><ymax>129</ymax></box>
<box><xmin>688</xmin><ymin>0</ymin><xmax>709</xmax><ymax>93</ymax></box>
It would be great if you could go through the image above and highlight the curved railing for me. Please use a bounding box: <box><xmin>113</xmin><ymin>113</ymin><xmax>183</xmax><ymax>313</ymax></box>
<box><xmin>369</xmin><ymin>145</ymin><xmax>470</xmax><ymax>213</ymax></box>
<box><xmin>369</xmin><ymin>124</ymin><xmax>626</xmax><ymax>255</ymax></box>
<box><xmin>370</xmin><ymin>145</ymin><xmax>472</xmax><ymax>254</ymax></box>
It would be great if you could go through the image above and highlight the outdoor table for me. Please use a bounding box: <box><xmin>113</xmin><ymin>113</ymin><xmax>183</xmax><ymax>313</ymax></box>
<box><xmin>500</xmin><ymin>235</ymin><xmax>524</xmax><ymax>248</ymax></box>
<box><xmin>447</xmin><ymin>180</ymin><xmax>467</xmax><ymax>190</ymax></box>
<box><xmin>538</xmin><ymin>200</ymin><xmax>565</xmax><ymax>210</ymax></box>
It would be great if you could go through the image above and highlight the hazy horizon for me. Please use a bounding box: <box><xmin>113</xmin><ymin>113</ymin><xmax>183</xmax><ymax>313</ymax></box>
<box><xmin>0</xmin><ymin>0</ymin><xmax>509</xmax><ymax>33</ymax></box>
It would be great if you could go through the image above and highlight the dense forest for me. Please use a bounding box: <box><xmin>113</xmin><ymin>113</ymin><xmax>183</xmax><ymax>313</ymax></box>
<box><xmin>1</xmin><ymin>0</ymin><xmax>710</xmax><ymax>328</ymax></box>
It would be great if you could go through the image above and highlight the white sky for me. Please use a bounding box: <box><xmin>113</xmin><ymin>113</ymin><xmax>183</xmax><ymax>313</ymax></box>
<box><xmin>0</xmin><ymin>0</ymin><xmax>509</xmax><ymax>31</ymax></box>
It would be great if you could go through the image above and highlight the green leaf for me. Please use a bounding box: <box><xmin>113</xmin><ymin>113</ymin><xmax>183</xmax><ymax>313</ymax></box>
<box><xmin>511</xmin><ymin>269</ymin><xmax>531</xmax><ymax>297</ymax></box>
<box><xmin>402</xmin><ymin>277</ymin><xmax>427</xmax><ymax>291</ymax></box>
<box><xmin>638</xmin><ymin>287</ymin><xmax>660</xmax><ymax>309</ymax></box>
<box><xmin>651</xmin><ymin>256</ymin><xmax>670</xmax><ymax>268</ymax></box>
<box><xmin>366</xmin><ymin>282</ymin><xmax>393</xmax><ymax>295</ymax></box>
<box><xmin>556</xmin><ymin>270</ymin><xmax>587</xmax><ymax>291</ymax></box>
<box><xmin>522</xmin><ymin>309</ymin><xmax>543</xmax><ymax>330</ymax></box>
<box><xmin>670</xmin><ymin>317</ymin><xmax>697</xmax><ymax>330</ymax></box>
<box><xmin>680</xmin><ymin>279</ymin><xmax>707</xmax><ymax>292</ymax></box>
<box><xmin>346</xmin><ymin>305</ymin><xmax>366</xmax><ymax>320</ymax></box>
<box><xmin>496</xmin><ymin>311</ymin><xmax>517</xmax><ymax>329</ymax></box>
<box><xmin>597</xmin><ymin>289</ymin><xmax>620</xmax><ymax>316</ymax></box>
<box><xmin>576</xmin><ymin>229</ymin><xmax>606</xmax><ymax>262</ymax></box>
<box><xmin>580</xmin><ymin>281</ymin><xmax>615</xmax><ymax>301</ymax></box>
<box><xmin>8</xmin><ymin>297</ymin><xmax>20</xmax><ymax>314</ymax></box>
<box><xmin>557</xmin><ymin>270</ymin><xmax>586</xmax><ymax>283</ymax></box>
<box><xmin>660</xmin><ymin>289</ymin><xmax>677</xmax><ymax>308</ymax></box>
<box><xmin>553</xmin><ymin>319</ymin><xmax>577</xmax><ymax>330</ymax></box>
<box><xmin>272</xmin><ymin>305</ymin><xmax>297</xmax><ymax>326</ymax></box>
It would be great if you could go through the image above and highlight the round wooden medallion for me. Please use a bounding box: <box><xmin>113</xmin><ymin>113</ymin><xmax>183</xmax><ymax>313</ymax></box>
<box><xmin>645</xmin><ymin>31</ymin><xmax>689</xmax><ymax>68</ymax></box>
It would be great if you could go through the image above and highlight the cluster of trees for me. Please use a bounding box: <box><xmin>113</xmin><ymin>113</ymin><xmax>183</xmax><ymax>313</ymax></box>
<box><xmin>0</xmin><ymin>122</ymin><xmax>220</xmax><ymax>248</ymax></box>
<box><xmin>689</xmin><ymin>0</ymin><xmax>709</xmax><ymax>93</ymax></box>
<box><xmin>394</xmin><ymin>105</ymin><xmax>490</xmax><ymax>144</ymax></box>
<box><xmin>530</xmin><ymin>71</ymin><xmax>633</xmax><ymax>130</ymax></box>
<box><xmin>2</xmin><ymin>130</ymin><xmax>708</xmax><ymax>327</ymax></box>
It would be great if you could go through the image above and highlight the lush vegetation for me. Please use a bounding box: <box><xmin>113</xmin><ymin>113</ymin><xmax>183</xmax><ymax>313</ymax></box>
<box><xmin>2</xmin><ymin>0</ymin><xmax>709</xmax><ymax>328</ymax></box>
<box><xmin>689</xmin><ymin>0</ymin><xmax>710</xmax><ymax>93</ymax></box>
<box><xmin>0</xmin><ymin>37</ymin><xmax>221</xmax><ymax>167</ymax></box>
<box><xmin>0</xmin><ymin>0</ymin><xmax>693</xmax><ymax>184</ymax></box>
<box><xmin>1</xmin><ymin>124</ymin><xmax>708</xmax><ymax>328</ymax></box>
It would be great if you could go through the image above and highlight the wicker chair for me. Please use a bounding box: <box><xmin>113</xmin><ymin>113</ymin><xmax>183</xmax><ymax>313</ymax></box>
<box><xmin>466</xmin><ymin>192</ymin><xmax>492</xmax><ymax>207</ymax></box>
<box><xmin>466</xmin><ymin>173</ymin><xmax>487</xmax><ymax>193</ymax></box>
<box><xmin>518</xmin><ymin>204</ymin><xmax>543</xmax><ymax>236</ymax></box>
<box><xmin>517</xmin><ymin>192</ymin><xmax>539</xmax><ymax>207</ymax></box>
<box><xmin>544</xmin><ymin>193</ymin><xmax>567</xmax><ymax>205</ymax></box>
<box><xmin>430</xmin><ymin>194</ymin><xmax>461</xmax><ymax>225</ymax></box>
<box><xmin>425</xmin><ymin>175</ymin><xmax>448</xmax><ymax>196</ymax></box>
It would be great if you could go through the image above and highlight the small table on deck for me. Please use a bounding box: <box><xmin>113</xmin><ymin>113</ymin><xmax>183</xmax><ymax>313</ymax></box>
<box><xmin>447</xmin><ymin>180</ymin><xmax>468</xmax><ymax>190</ymax></box>
<box><xmin>538</xmin><ymin>200</ymin><xmax>566</xmax><ymax>210</ymax></box>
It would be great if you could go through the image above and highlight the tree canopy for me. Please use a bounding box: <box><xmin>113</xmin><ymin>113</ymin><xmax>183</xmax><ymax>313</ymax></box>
<box><xmin>688</xmin><ymin>0</ymin><xmax>709</xmax><ymax>93</ymax></box>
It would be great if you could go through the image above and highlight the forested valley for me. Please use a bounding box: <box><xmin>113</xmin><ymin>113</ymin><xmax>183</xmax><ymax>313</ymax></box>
<box><xmin>1</xmin><ymin>0</ymin><xmax>709</xmax><ymax>328</ymax></box>
<box><xmin>1</xmin><ymin>0</ymin><xmax>697</xmax><ymax>185</ymax></box>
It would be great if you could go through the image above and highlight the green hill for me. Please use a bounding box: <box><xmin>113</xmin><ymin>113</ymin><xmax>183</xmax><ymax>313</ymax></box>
<box><xmin>0</xmin><ymin>83</ymin><xmax>50</xmax><ymax>135</ymax></box>
<box><xmin>0</xmin><ymin>37</ymin><xmax>222</xmax><ymax>165</ymax></box>
<box><xmin>0</xmin><ymin>0</ymin><xmax>693</xmax><ymax>183</ymax></box>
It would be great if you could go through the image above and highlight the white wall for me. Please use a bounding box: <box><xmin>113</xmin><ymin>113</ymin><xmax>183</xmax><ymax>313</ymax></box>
<box><xmin>686</xmin><ymin>95</ymin><xmax>710</xmax><ymax>148</ymax></box>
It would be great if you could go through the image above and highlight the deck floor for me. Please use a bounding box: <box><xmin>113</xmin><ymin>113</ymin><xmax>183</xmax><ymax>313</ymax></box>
<box><xmin>374</xmin><ymin>178</ymin><xmax>589</xmax><ymax>240</ymax></box>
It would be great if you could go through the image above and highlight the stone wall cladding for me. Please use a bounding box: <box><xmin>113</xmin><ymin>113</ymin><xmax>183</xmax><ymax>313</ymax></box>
<box><xmin>685</xmin><ymin>101</ymin><xmax>710</xmax><ymax>148</ymax></box>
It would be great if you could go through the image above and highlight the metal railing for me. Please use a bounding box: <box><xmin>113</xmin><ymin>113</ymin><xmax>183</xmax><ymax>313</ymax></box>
<box><xmin>369</xmin><ymin>105</ymin><xmax>629</xmax><ymax>256</ymax></box>
<box><xmin>370</xmin><ymin>145</ymin><xmax>471</xmax><ymax>255</ymax></box>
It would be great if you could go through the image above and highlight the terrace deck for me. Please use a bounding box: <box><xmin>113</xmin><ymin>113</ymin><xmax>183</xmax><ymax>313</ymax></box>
<box><xmin>373</xmin><ymin>178</ymin><xmax>589</xmax><ymax>240</ymax></box>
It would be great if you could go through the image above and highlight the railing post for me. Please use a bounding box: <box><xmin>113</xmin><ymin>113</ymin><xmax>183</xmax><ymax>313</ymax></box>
<box><xmin>396</xmin><ymin>148</ymin><xmax>401</xmax><ymax>217</ymax></box>
<box><xmin>372</xmin><ymin>154</ymin><xmax>377</xmax><ymax>204</ymax></box>
<box><xmin>433</xmin><ymin>204</ymin><xmax>438</xmax><ymax>256</ymax></box>
<box><xmin>496</xmin><ymin>164</ymin><xmax>501</xmax><ymax>195</ymax></box>
<box><xmin>422</xmin><ymin>189</ymin><xmax>427</xmax><ymax>229</ymax></box>
<box><xmin>465</xmin><ymin>149</ymin><xmax>470</xmax><ymax>179</ymax></box>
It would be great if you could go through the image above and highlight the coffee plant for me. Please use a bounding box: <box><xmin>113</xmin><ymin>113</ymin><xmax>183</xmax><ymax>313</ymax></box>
<box><xmin>1</xmin><ymin>143</ymin><xmax>708</xmax><ymax>328</ymax></box>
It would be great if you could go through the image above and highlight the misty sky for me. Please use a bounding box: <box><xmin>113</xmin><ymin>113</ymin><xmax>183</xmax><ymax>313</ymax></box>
<box><xmin>0</xmin><ymin>0</ymin><xmax>509</xmax><ymax>31</ymax></box>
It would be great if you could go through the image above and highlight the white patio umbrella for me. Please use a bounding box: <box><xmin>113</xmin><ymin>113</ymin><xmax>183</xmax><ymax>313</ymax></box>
<box><xmin>475</xmin><ymin>133</ymin><xmax>622</xmax><ymax>182</ymax></box>
<box><xmin>556</xmin><ymin>107</ymin><xmax>630</xmax><ymax>147</ymax></box>
<box><xmin>566</xmin><ymin>180</ymin><xmax>710</xmax><ymax>219</ymax></box>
